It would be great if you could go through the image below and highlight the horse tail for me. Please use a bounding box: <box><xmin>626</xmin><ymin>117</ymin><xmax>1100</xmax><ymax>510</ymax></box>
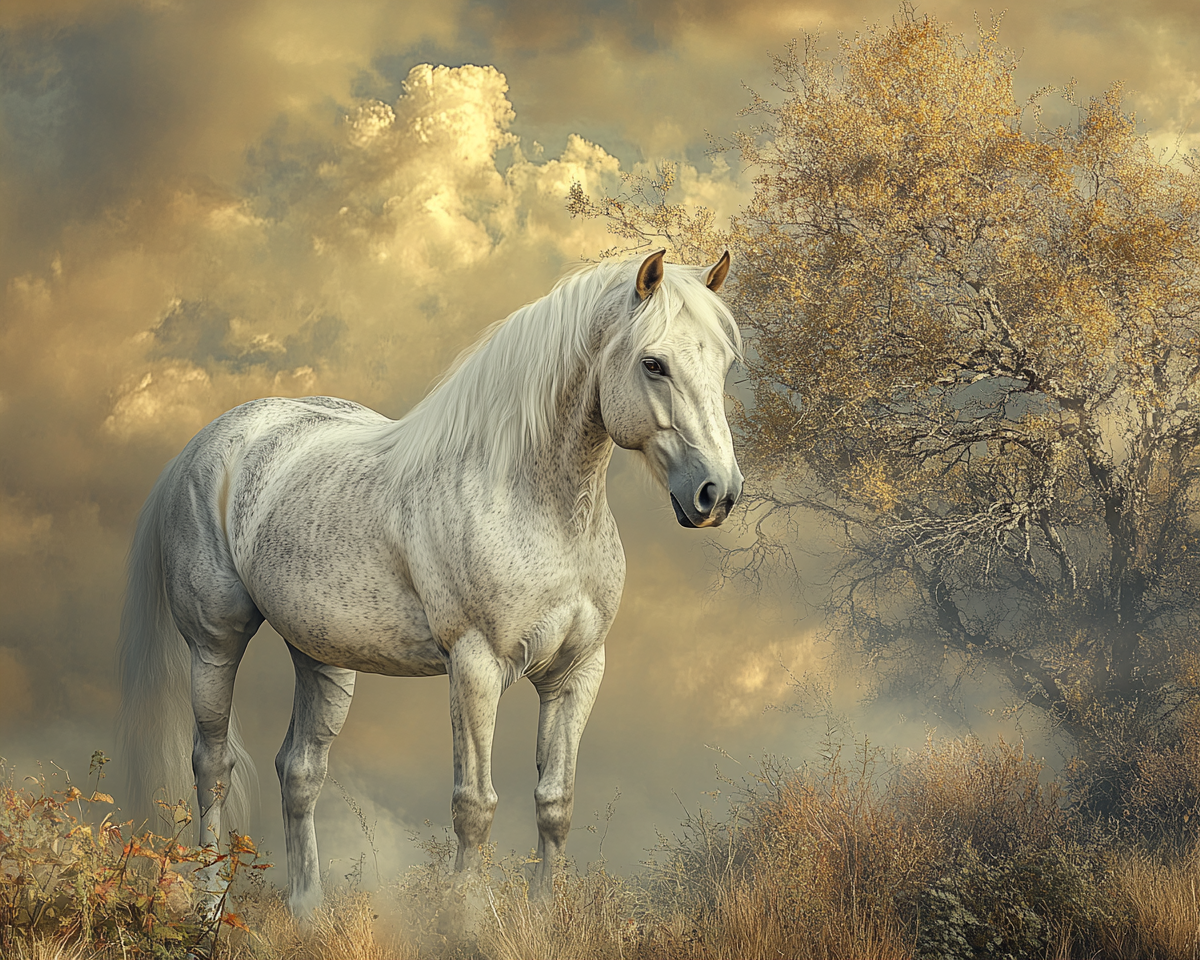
<box><xmin>116</xmin><ymin>458</ymin><xmax>258</xmax><ymax>838</ymax></box>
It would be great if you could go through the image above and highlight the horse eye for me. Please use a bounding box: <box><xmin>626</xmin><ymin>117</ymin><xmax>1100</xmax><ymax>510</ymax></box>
<box><xmin>642</xmin><ymin>358</ymin><xmax>664</xmax><ymax>375</ymax></box>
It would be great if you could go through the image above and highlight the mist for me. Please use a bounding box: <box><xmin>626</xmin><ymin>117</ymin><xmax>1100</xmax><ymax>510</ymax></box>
<box><xmin>1</xmin><ymin>0</ymin><xmax>1192</xmax><ymax>886</ymax></box>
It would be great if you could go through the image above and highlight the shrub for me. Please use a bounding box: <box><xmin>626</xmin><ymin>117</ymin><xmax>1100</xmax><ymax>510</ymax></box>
<box><xmin>891</xmin><ymin>736</ymin><xmax>1066</xmax><ymax>857</ymax></box>
<box><xmin>890</xmin><ymin>737</ymin><xmax>1116</xmax><ymax>959</ymax></box>
<box><xmin>638</xmin><ymin>736</ymin><xmax>1130</xmax><ymax>960</ymax></box>
<box><xmin>908</xmin><ymin>841</ymin><xmax>1115</xmax><ymax>960</ymax></box>
<box><xmin>0</xmin><ymin>755</ymin><xmax>269</xmax><ymax>958</ymax></box>
<box><xmin>1064</xmin><ymin>697</ymin><xmax>1200</xmax><ymax>853</ymax></box>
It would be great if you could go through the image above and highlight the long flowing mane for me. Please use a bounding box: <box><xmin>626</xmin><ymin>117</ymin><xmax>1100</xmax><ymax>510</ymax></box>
<box><xmin>382</xmin><ymin>256</ymin><xmax>741</xmax><ymax>484</ymax></box>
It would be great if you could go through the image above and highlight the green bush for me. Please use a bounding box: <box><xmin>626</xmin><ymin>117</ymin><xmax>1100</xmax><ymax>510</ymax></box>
<box><xmin>909</xmin><ymin>842</ymin><xmax>1115</xmax><ymax>960</ymax></box>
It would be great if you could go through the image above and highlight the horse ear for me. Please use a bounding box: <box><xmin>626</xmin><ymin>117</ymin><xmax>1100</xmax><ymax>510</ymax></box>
<box><xmin>705</xmin><ymin>251</ymin><xmax>730</xmax><ymax>293</ymax></box>
<box><xmin>636</xmin><ymin>249</ymin><xmax>666</xmax><ymax>300</ymax></box>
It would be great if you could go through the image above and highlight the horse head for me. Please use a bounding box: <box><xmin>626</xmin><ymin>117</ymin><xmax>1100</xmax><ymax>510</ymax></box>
<box><xmin>599</xmin><ymin>249</ymin><xmax>743</xmax><ymax>528</ymax></box>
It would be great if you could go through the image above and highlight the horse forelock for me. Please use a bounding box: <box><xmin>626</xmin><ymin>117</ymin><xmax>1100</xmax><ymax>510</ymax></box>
<box><xmin>382</xmin><ymin>256</ymin><xmax>740</xmax><ymax>485</ymax></box>
<box><xmin>628</xmin><ymin>263</ymin><xmax>743</xmax><ymax>366</ymax></box>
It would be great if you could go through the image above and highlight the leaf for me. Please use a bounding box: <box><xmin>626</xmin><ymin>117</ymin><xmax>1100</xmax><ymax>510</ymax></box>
<box><xmin>229</xmin><ymin>833</ymin><xmax>256</xmax><ymax>855</ymax></box>
<box><xmin>221</xmin><ymin>911</ymin><xmax>250</xmax><ymax>932</ymax></box>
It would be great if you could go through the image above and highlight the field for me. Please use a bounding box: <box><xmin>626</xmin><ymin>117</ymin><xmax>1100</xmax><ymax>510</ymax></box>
<box><xmin>5</xmin><ymin>736</ymin><xmax>1200</xmax><ymax>960</ymax></box>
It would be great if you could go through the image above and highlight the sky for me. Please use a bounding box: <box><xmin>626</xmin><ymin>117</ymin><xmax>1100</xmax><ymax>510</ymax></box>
<box><xmin>2</xmin><ymin>0</ymin><xmax>1199</xmax><ymax>881</ymax></box>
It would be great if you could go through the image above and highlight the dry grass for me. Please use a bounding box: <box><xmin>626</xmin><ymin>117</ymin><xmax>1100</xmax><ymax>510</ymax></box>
<box><xmin>683</xmin><ymin>875</ymin><xmax>911</xmax><ymax>960</ymax></box>
<box><xmin>696</xmin><ymin>750</ymin><xmax>917</xmax><ymax>959</ymax></box>
<box><xmin>636</xmin><ymin>736</ymin><xmax>1116</xmax><ymax>960</ymax></box>
<box><xmin>3</xmin><ymin>937</ymin><xmax>93</xmax><ymax>960</ymax></box>
<box><xmin>12</xmin><ymin>735</ymin><xmax>1200</xmax><ymax>960</ymax></box>
<box><xmin>627</xmin><ymin>742</ymin><xmax>919</xmax><ymax>959</ymax></box>
<box><xmin>1106</xmin><ymin>850</ymin><xmax>1200</xmax><ymax>960</ymax></box>
<box><xmin>253</xmin><ymin>890</ymin><xmax>417</xmax><ymax>960</ymax></box>
<box><xmin>473</xmin><ymin>868</ymin><xmax>639</xmax><ymax>960</ymax></box>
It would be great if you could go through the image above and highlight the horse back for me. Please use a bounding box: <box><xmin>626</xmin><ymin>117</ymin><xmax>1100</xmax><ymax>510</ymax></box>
<box><xmin>160</xmin><ymin>397</ymin><xmax>444</xmax><ymax>676</ymax></box>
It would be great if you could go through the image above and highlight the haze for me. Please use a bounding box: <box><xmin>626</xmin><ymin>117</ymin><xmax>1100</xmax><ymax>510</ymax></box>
<box><xmin>2</xmin><ymin>0</ymin><xmax>1196</xmax><ymax>877</ymax></box>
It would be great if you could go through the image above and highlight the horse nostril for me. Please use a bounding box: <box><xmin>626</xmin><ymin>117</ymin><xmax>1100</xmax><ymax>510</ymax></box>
<box><xmin>696</xmin><ymin>481</ymin><xmax>719</xmax><ymax>516</ymax></box>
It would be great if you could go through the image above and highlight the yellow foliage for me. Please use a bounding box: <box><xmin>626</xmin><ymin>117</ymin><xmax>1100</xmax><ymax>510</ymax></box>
<box><xmin>574</xmin><ymin>3</ymin><xmax>1200</xmax><ymax>748</ymax></box>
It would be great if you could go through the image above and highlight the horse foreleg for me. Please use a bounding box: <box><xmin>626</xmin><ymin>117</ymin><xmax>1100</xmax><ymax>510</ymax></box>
<box><xmin>188</xmin><ymin>640</ymin><xmax>249</xmax><ymax>913</ymax></box>
<box><xmin>530</xmin><ymin>647</ymin><xmax>605</xmax><ymax>898</ymax></box>
<box><xmin>275</xmin><ymin>644</ymin><xmax>356</xmax><ymax>918</ymax></box>
<box><xmin>447</xmin><ymin>632</ymin><xmax>506</xmax><ymax>875</ymax></box>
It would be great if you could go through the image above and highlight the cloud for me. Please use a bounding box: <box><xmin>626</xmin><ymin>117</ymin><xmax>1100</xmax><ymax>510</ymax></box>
<box><xmin>1</xmin><ymin>57</ymin><xmax>654</xmax><ymax>451</ymax></box>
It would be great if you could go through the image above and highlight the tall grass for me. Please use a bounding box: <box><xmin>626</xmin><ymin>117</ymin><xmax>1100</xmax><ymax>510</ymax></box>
<box><xmin>8</xmin><ymin>736</ymin><xmax>1200</xmax><ymax>959</ymax></box>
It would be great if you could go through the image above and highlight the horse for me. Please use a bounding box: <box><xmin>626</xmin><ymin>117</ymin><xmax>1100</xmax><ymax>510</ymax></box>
<box><xmin>116</xmin><ymin>249</ymin><xmax>742</xmax><ymax>916</ymax></box>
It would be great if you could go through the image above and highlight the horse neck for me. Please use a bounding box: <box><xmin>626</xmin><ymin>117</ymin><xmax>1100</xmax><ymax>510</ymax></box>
<box><xmin>385</xmin><ymin>272</ymin><xmax>622</xmax><ymax>526</ymax></box>
<box><xmin>522</xmin><ymin>357</ymin><xmax>614</xmax><ymax>530</ymax></box>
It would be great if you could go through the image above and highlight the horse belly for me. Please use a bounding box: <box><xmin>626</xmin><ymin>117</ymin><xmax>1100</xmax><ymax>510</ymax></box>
<box><xmin>267</xmin><ymin>594</ymin><xmax>446</xmax><ymax>677</ymax></box>
<box><xmin>248</xmin><ymin>552</ymin><xmax>446</xmax><ymax>677</ymax></box>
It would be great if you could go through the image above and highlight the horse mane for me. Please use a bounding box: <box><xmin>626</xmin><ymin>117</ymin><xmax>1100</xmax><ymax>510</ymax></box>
<box><xmin>381</xmin><ymin>256</ymin><xmax>741</xmax><ymax>484</ymax></box>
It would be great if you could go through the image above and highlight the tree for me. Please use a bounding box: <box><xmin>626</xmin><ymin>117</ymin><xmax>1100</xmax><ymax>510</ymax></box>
<box><xmin>572</xmin><ymin>10</ymin><xmax>1200</xmax><ymax>795</ymax></box>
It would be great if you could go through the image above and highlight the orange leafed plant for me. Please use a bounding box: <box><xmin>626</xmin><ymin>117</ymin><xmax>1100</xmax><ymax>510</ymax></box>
<box><xmin>0</xmin><ymin>753</ymin><xmax>270</xmax><ymax>957</ymax></box>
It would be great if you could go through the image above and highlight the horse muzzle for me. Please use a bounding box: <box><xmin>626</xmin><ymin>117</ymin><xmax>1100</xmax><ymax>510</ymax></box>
<box><xmin>668</xmin><ymin>461</ymin><xmax>742</xmax><ymax>528</ymax></box>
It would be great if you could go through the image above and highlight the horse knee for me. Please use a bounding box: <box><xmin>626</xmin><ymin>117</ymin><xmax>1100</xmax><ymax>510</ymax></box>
<box><xmin>534</xmin><ymin>785</ymin><xmax>573</xmax><ymax>844</ymax></box>
<box><xmin>452</xmin><ymin>786</ymin><xmax>498</xmax><ymax>845</ymax></box>
<box><xmin>276</xmin><ymin>746</ymin><xmax>326</xmax><ymax>820</ymax></box>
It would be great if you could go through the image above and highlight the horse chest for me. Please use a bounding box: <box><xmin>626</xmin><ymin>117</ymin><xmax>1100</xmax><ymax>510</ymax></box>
<box><xmin>408</xmin><ymin>505</ymin><xmax>625</xmax><ymax>660</ymax></box>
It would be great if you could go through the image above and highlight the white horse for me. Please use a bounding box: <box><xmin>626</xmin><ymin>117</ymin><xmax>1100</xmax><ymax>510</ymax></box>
<box><xmin>117</xmin><ymin>250</ymin><xmax>742</xmax><ymax>916</ymax></box>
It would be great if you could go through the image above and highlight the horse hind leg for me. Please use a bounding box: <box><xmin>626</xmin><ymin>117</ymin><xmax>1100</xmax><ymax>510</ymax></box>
<box><xmin>187</xmin><ymin>625</ymin><xmax>257</xmax><ymax>912</ymax></box>
<box><xmin>275</xmin><ymin>643</ymin><xmax>356</xmax><ymax>918</ymax></box>
<box><xmin>159</xmin><ymin>464</ymin><xmax>265</xmax><ymax>912</ymax></box>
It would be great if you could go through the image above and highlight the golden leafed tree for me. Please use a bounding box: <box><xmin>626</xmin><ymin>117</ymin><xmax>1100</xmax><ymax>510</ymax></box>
<box><xmin>573</xmin><ymin>9</ymin><xmax>1200</xmax><ymax>779</ymax></box>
